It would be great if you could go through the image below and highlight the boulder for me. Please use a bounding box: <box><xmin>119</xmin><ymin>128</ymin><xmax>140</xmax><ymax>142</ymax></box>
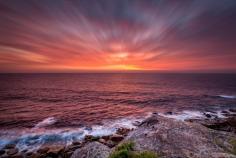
<box><xmin>125</xmin><ymin>115</ymin><xmax>236</xmax><ymax>158</ymax></box>
<box><xmin>71</xmin><ymin>142</ymin><xmax>111</xmax><ymax>158</ymax></box>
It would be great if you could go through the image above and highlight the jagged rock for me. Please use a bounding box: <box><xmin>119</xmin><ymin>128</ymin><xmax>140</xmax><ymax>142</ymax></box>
<box><xmin>125</xmin><ymin>115</ymin><xmax>236</xmax><ymax>158</ymax></box>
<box><xmin>71</xmin><ymin>142</ymin><xmax>111</xmax><ymax>158</ymax></box>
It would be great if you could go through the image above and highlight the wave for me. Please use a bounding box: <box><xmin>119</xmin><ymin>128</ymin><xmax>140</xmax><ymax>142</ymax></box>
<box><xmin>34</xmin><ymin>117</ymin><xmax>57</xmax><ymax>128</ymax></box>
<box><xmin>0</xmin><ymin>116</ymin><xmax>147</xmax><ymax>151</ymax></box>
<box><xmin>160</xmin><ymin>110</ymin><xmax>226</xmax><ymax>121</ymax></box>
<box><xmin>218</xmin><ymin>95</ymin><xmax>236</xmax><ymax>99</ymax></box>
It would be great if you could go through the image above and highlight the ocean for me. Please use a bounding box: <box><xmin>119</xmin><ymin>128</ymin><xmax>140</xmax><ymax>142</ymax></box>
<box><xmin>0</xmin><ymin>73</ymin><xmax>236</xmax><ymax>150</ymax></box>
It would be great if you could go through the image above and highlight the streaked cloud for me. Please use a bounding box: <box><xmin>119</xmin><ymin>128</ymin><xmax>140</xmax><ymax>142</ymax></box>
<box><xmin>0</xmin><ymin>0</ymin><xmax>235</xmax><ymax>72</ymax></box>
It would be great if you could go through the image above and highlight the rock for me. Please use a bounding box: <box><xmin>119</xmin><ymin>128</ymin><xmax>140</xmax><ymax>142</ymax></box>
<box><xmin>116</xmin><ymin>127</ymin><xmax>130</xmax><ymax>136</ymax></box>
<box><xmin>229</xmin><ymin>109</ymin><xmax>236</xmax><ymax>113</ymax></box>
<box><xmin>110</xmin><ymin>134</ymin><xmax>124</xmax><ymax>142</ymax></box>
<box><xmin>84</xmin><ymin>126</ymin><xmax>92</xmax><ymax>131</ymax></box>
<box><xmin>11</xmin><ymin>153</ymin><xmax>24</xmax><ymax>158</ymax></box>
<box><xmin>139</xmin><ymin>116</ymin><xmax>159</xmax><ymax>126</ymax></box>
<box><xmin>105</xmin><ymin>140</ymin><xmax>116</xmax><ymax>148</ymax></box>
<box><xmin>37</xmin><ymin>147</ymin><xmax>49</xmax><ymax>154</ymax></box>
<box><xmin>0</xmin><ymin>150</ymin><xmax>5</xmax><ymax>155</ymax></box>
<box><xmin>71</xmin><ymin>142</ymin><xmax>111</xmax><ymax>158</ymax></box>
<box><xmin>72</xmin><ymin>141</ymin><xmax>81</xmax><ymax>146</ymax></box>
<box><xmin>165</xmin><ymin>111</ymin><xmax>173</xmax><ymax>115</ymax></box>
<box><xmin>4</xmin><ymin>144</ymin><xmax>16</xmax><ymax>149</ymax></box>
<box><xmin>203</xmin><ymin>113</ymin><xmax>212</xmax><ymax>118</ymax></box>
<box><xmin>98</xmin><ymin>138</ymin><xmax>106</xmax><ymax>144</ymax></box>
<box><xmin>84</xmin><ymin>135</ymin><xmax>99</xmax><ymax>142</ymax></box>
<box><xmin>222</xmin><ymin>110</ymin><xmax>229</xmax><ymax>114</ymax></box>
<box><xmin>66</xmin><ymin>144</ymin><xmax>82</xmax><ymax>152</ymax></box>
<box><xmin>101</xmin><ymin>135</ymin><xmax>110</xmax><ymax>141</ymax></box>
<box><xmin>132</xmin><ymin>121</ymin><xmax>141</xmax><ymax>126</ymax></box>
<box><xmin>47</xmin><ymin>146</ymin><xmax>64</xmax><ymax>157</ymax></box>
<box><xmin>7</xmin><ymin>148</ymin><xmax>18</xmax><ymax>155</ymax></box>
<box><xmin>125</xmin><ymin>115</ymin><xmax>236</xmax><ymax>158</ymax></box>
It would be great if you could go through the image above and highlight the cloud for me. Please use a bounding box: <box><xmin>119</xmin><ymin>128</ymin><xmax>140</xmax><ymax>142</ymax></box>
<box><xmin>0</xmin><ymin>0</ymin><xmax>236</xmax><ymax>72</ymax></box>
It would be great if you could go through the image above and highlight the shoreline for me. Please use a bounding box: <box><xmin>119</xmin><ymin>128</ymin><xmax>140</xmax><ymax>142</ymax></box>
<box><xmin>1</xmin><ymin>108</ymin><xmax>236</xmax><ymax>158</ymax></box>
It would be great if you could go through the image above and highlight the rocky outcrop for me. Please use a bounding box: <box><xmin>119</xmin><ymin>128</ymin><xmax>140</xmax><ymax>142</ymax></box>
<box><xmin>125</xmin><ymin>114</ymin><xmax>236</xmax><ymax>158</ymax></box>
<box><xmin>188</xmin><ymin>116</ymin><xmax>236</xmax><ymax>133</ymax></box>
<box><xmin>71</xmin><ymin>142</ymin><xmax>111</xmax><ymax>158</ymax></box>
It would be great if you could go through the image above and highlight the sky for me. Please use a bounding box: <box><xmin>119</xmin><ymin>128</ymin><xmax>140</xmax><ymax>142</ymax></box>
<box><xmin>0</xmin><ymin>0</ymin><xmax>236</xmax><ymax>73</ymax></box>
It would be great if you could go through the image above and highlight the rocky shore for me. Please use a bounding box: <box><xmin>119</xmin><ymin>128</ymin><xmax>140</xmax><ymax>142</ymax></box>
<box><xmin>1</xmin><ymin>109</ymin><xmax>236</xmax><ymax>158</ymax></box>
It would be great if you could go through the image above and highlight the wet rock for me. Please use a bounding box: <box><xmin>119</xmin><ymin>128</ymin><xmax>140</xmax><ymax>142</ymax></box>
<box><xmin>37</xmin><ymin>147</ymin><xmax>49</xmax><ymax>154</ymax></box>
<box><xmin>110</xmin><ymin>134</ymin><xmax>124</xmax><ymax>142</ymax></box>
<box><xmin>71</xmin><ymin>142</ymin><xmax>111</xmax><ymax>158</ymax></box>
<box><xmin>125</xmin><ymin>115</ymin><xmax>236</xmax><ymax>158</ymax></box>
<box><xmin>7</xmin><ymin>148</ymin><xmax>18</xmax><ymax>155</ymax></box>
<box><xmin>4</xmin><ymin>144</ymin><xmax>16</xmax><ymax>149</ymax></box>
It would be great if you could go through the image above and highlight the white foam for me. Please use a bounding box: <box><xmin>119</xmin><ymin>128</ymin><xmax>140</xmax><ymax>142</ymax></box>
<box><xmin>160</xmin><ymin>111</ymin><xmax>204</xmax><ymax>121</ymax></box>
<box><xmin>218</xmin><ymin>95</ymin><xmax>236</xmax><ymax>99</ymax></box>
<box><xmin>34</xmin><ymin>117</ymin><xmax>57</xmax><ymax>128</ymax></box>
<box><xmin>0</xmin><ymin>115</ymin><xmax>147</xmax><ymax>151</ymax></box>
<box><xmin>160</xmin><ymin>110</ymin><xmax>226</xmax><ymax>121</ymax></box>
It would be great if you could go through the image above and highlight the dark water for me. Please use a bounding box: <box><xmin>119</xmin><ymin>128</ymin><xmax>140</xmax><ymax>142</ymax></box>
<box><xmin>0</xmin><ymin>73</ymin><xmax>236</xmax><ymax>150</ymax></box>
